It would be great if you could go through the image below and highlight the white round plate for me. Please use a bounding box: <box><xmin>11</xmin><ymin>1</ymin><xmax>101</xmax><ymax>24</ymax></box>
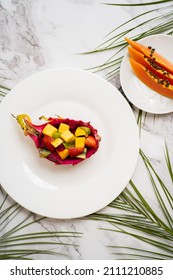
<box><xmin>120</xmin><ymin>34</ymin><xmax>173</xmax><ymax>114</ymax></box>
<box><xmin>0</xmin><ymin>68</ymin><xmax>139</xmax><ymax>219</ymax></box>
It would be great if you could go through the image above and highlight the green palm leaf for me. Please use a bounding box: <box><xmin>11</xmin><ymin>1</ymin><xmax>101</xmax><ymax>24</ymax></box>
<box><xmin>90</xmin><ymin>146</ymin><xmax>173</xmax><ymax>259</ymax></box>
<box><xmin>0</xmin><ymin>186</ymin><xmax>81</xmax><ymax>259</ymax></box>
<box><xmin>165</xmin><ymin>142</ymin><xmax>173</xmax><ymax>183</ymax></box>
<box><xmin>86</xmin><ymin>2</ymin><xmax>173</xmax><ymax>79</ymax></box>
<box><xmin>104</xmin><ymin>0</ymin><xmax>172</xmax><ymax>7</ymax></box>
<box><xmin>0</xmin><ymin>83</ymin><xmax>10</xmax><ymax>98</ymax></box>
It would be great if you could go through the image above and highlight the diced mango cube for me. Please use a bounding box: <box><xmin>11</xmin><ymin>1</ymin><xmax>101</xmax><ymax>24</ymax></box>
<box><xmin>75</xmin><ymin>137</ymin><xmax>86</xmax><ymax>148</ymax></box>
<box><xmin>80</xmin><ymin>126</ymin><xmax>91</xmax><ymax>136</ymax></box>
<box><xmin>59</xmin><ymin>123</ymin><xmax>70</xmax><ymax>133</ymax></box>
<box><xmin>51</xmin><ymin>137</ymin><xmax>63</xmax><ymax>148</ymax></box>
<box><xmin>42</xmin><ymin>124</ymin><xmax>58</xmax><ymax>137</ymax></box>
<box><xmin>61</xmin><ymin>130</ymin><xmax>75</xmax><ymax>143</ymax></box>
<box><xmin>58</xmin><ymin>148</ymin><xmax>69</xmax><ymax>160</ymax></box>
<box><xmin>75</xmin><ymin>127</ymin><xmax>87</xmax><ymax>137</ymax></box>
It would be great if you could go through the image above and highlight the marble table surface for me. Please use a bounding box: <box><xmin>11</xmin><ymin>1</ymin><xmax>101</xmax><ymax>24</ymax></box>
<box><xmin>0</xmin><ymin>0</ymin><xmax>173</xmax><ymax>260</ymax></box>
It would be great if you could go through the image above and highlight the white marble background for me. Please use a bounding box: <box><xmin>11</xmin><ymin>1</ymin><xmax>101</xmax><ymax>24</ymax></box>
<box><xmin>0</xmin><ymin>0</ymin><xmax>173</xmax><ymax>260</ymax></box>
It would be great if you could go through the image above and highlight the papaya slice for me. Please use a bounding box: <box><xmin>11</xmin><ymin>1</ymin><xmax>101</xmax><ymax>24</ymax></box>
<box><xmin>125</xmin><ymin>37</ymin><xmax>173</xmax><ymax>75</ymax></box>
<box><xmin>128</xmin><ymin>46</ymin><xmax>173</xmax><ymax>85</ymax></box>
<box><xmin>129</xmin><ymin>57</ymin><xmax>173</xmax><ymax>99</ymax></box>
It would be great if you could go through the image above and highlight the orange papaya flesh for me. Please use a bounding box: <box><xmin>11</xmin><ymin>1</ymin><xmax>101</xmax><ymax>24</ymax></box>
<box><xmin>128</xmin><ymin>46</ymin><xmax>148</xmax><ymax>67</ymax></box>
<box><xmin>125</xmin><ymin>37</ymin><xmax>149</xmax><ymax>53</ymax></box>
<box><xmin>128</xmin><ymin>46</ymin><xmax>173</xmax><ymax>85</ymax></box>
<box><xmin>129</xmin><ymin>57</ymin><xmax>173</xmax><ymax>99</ymax></box>
<box><xmin>125</xmin><ymin>37</ymin><xmax>173</xmax><ymax>75</ymax></box>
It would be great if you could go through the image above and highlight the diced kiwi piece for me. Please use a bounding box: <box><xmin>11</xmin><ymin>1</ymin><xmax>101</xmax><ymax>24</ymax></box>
<box><xmin>52</xmin><ymin>131</ymin><xmax>61</xmax><ymax>139</ymax></box>
<box><xmin>76</xmin><ymin>148</ymin><xmax>87</xmax><ymax>159</ymax></box>
<box><xmin>39</xmin><ymin>149</ymin><xmax>51</xmax><ymax>158</ymax></box>
<box><xmin>63</xmin><ymin>141</ymin><xmax>75</xmax><ymax>148</ymax></box>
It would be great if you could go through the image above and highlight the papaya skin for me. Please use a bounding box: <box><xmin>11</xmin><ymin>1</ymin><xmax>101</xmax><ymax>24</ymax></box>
<box><xmin>128</xmin><ymin>46</ymin><xmax>173</xmax><ymax>85</ymax></box>
<box><xmin>125</xmin><ymin>37</ymin><xmax>173</xmax><ymax>75</ymax></box>
<box><xmin>129</xmin><ymin>57</ymin><xmax>173</xmax><ymax>99</ymax></box>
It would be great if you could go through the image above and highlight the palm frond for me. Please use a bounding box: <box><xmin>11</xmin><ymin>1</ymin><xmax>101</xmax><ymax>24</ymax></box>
<box><xmin>165</xmin><ymin>142</ymin><xmax>173</xmax><ymax>183</ymax></box>
<box><xmin>109</xmin><ymin>246</ymin><xmax>173</xmax><ymax>260</ymax></box>
<box><xmin>104</xmin><ymin>0</ymin><xmax>172</xmax><ymax>7</ymax></box>
<box><xmin>86</xmin><ymin>2</ymin><xmax>173</xmax><ymax>79</ymax></box>
<box><xmin>90</xmin><ymin>145</ymin><xmax>173</xmax><ymax>259</ymax></box>
<box><xmin>140</xmin><ymin>150</ymin><xmax>173</xmax><ymax>228</ymax></box>
<box><xmin>0</xmin><ymin>188</ymin><xmax>81</xmax><ymax>259</ymax></box>
<box><xmin>135</xmin><ymin>109</ymin><xmax>147</xmax><ymax>135</ymax></box>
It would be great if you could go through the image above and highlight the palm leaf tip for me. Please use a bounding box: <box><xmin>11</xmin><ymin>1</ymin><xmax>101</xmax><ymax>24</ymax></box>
<box><xmin>164</xmin><ymin>142</ymin><xmax>173</xmax><ymax>183</ymax></box>
<box><xmin>103</xmin><ymin>0</ymin><xmax>173</xmax><ymax>6</ymax></box>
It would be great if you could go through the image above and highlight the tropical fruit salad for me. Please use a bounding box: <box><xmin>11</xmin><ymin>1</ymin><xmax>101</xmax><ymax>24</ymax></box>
<box><xmin>126</xmin><ymin>37</ymin><xmax>173</xmax><ymax>99</ymax></box>
<box><xmin>14</xmin><ymin>114</ymin><xmax>101</xmax><ymax>165</ymax></box>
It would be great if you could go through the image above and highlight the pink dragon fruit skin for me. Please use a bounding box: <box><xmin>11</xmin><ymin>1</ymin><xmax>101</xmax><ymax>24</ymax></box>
<box><xmin>20</xmin><ymin>116</ymin><xmax>101</xmax><ymax>165</ymax></box>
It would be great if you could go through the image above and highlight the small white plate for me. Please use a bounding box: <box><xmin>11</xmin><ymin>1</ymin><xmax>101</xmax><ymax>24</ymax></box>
<box><xmin>120</xmin><ymin>34</ymin><xmax>173</xmax><ymax>114</ymax></box>
<box><xmin>0</xmin><ymin>68</ymin><xmax>139</xmax><ymax>219</ymax></box>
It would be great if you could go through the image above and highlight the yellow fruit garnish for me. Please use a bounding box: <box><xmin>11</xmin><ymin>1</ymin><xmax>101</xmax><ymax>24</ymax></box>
<box><xmin>75</xmin><ymin>127</ymin><xmax>87</xmax><ymax>137</ymax></box>
<box><xmin>42</xmin><ymin>124</ymin><xmax>57</xmax><ymax>137</ymax></box>
<box><xmin>59</xmin><ymin>123</ymin><xmax>70</xmax><ymax>133</ymax></box>
<box><xmin>58</xmin><ymin>149</ymin><xmax>69</xmax><ymax>160</ymax></box>
<box><xmin>61</xmin><ymin>130</ymin><xmax>75</xmax><ymax>143</ymax></box>
<box><xmin>75</xmin><ymin>137</ymin><xmax>85</xmax><ymax>148</ymax></box>
<box><xmin>51</xmin><ymin>138</ymin><xmax>63</xmax><ymax>148</ymax></box>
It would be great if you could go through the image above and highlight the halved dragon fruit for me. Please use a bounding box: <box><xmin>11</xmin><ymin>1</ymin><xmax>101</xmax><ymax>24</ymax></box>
<box><xmin>15</xmin><ymin>114</ymin><xmax>101</xmax><ymax>165</ymax></box>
